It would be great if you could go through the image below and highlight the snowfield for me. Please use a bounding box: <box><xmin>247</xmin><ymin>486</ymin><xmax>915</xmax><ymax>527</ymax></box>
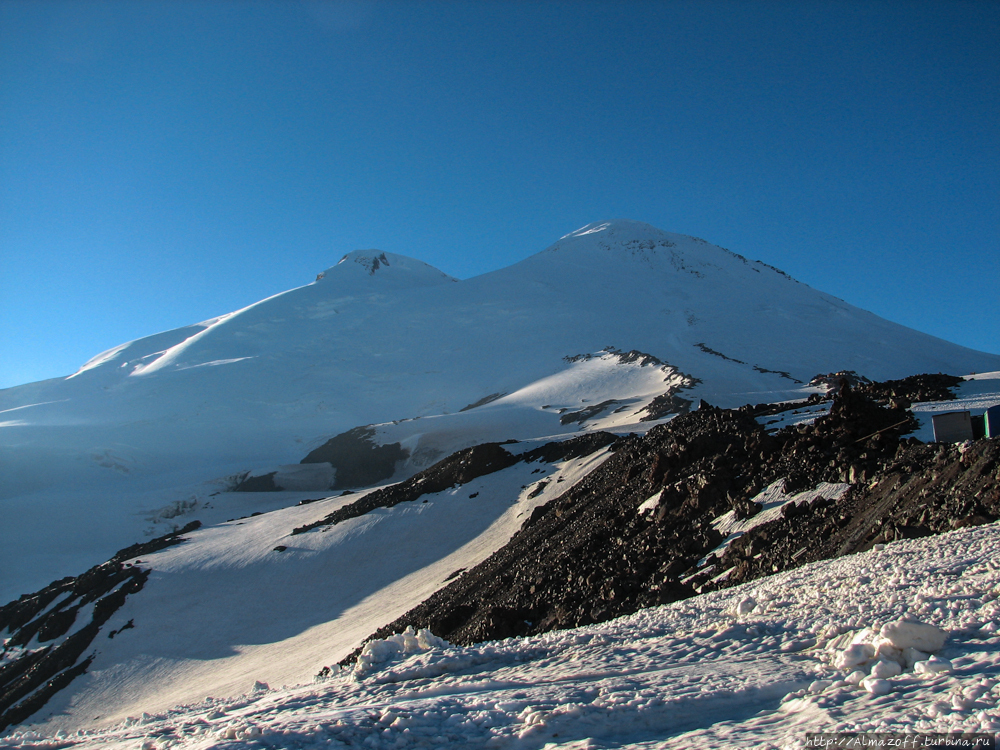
<box><xmin>5</xmin><ymin>521</ymin><xmax>999</xmax><ymax>749</ymax></box>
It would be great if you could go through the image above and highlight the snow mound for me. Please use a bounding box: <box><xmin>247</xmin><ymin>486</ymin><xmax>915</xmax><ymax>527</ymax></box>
<box><xmin>352</xmin><ymin>626</ymin><xmax>451</xmax><ymax>678</ymax></box>
<box><xmin>827</xmin><ymin>616</ymin><xmax>948</xmax><ymax>678</ymax></box>
<box><xmin>881</xmin><ymin>617</ymin><xmax>948</xmax><ymax>653</ymax></box>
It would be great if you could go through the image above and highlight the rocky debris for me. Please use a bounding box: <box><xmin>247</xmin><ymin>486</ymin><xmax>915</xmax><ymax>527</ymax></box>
<box><xmin>107</xmin><ymin>619</ymin><xmax>134</xmax><ymax>639</ymax></box>
<box><xmin>601</xmin><ymin>347</ymin><xmax>665</xmax><ymax>368</ymax></box>
<box><xmin>518</xmin><ymin>432</ymin><xmax>618</xmax><ymax>464</ymax></box>
<box><xmin>459</xmin><ymin>393</ymin><xmax>506</xmax><ymax>412</ymax></box>
<box><xmin>639</xmin><ymin>390</ymin><xmax>694</xmax><ymax>421</ymax></box>
<box><xmin>809</xmin><ymin>370</ymin><xmax>873</xmax><ymax>391</ymax></box>
<box><xmin>695</xmin><ymin>342</ymin><xmax>746</xmax><ymax>364</ymax></box>
<box><xmin>345</xmin><ymin>376</ymin><xmax>991</xmax><ymax>661</ymax></box>
<box><xmin>699</xmin><ymin>437</ymin><xmax>1000</xmax><ymax>593</ymax></box>
<box><xmin>755</xmin><ymin>260</ymin><xmax>794</xmax><ymax>279</ymax></box>
<box><xmin>693</xmin><ymin>345</ymin><xmax>803</xmax><ymax>384</ymax></box>
<box><xmin>0</xmin><ymin>522</ymin><xmax>201</xmax><ymax>732</ymax></box>
<box><xmin>346</xmin><ymin>251</ymin><xmax>391</xmax><ymax>275</ymax></box>
<box><xmin>761</xmin><ymin>380</ymin><xmax>918</xmax><ymax>493</ymax></box>
<box><xmin>290</xmin><ymin>433</ymin><xmax>619</xmax><ymax>536</ymax></box>
<box><xmin>300</xmin><ymin>426</ymin><xmax>409</xmax><ymax>490</ymax></box>
<box><xmin>560</xmin><ymin>400</ymin><xmax>620</xmax><ymax>425</ymax></box>
<box><xmin>565</xmin><ymin>347</ymin><xmax>665</xmax><ymax>368</ymax></box>
<box><xmin>752</xmin><ymin>365</ymin><xmax>802</xmax><ymax>383</ymax></box>
<box><xmin>855</xmin><ymin>373</ymin><xmax>963</xmax><ymax>408</ymax></box>
<box><xmin>807</xmin><ymin>371</ymin><xmax>961</xmax><ymax>407</ymax></box>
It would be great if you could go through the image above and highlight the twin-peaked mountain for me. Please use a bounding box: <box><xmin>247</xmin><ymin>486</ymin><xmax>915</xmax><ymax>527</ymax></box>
<box><xmin>3</xmin><ymin>219</ymin><xmax>1000</xmax><ymax>735</ymax></box>
<box><xmin>1</xmin><ymin>220</ymin><xmax>998</xmax><ymax>604</ymax></box>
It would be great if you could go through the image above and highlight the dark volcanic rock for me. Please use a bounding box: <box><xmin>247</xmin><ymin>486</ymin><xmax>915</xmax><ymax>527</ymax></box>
<box><xmin>639</xmin><ymin>391</ymin><xmax>694</xmax><ymax>421</ymax></box>
<box><xmin>291</xmin><ymin>433</ymin><xmax>619</xmax><ymax>536</ymax></box>
<box><xmin>809</xmin><ymin>370</ymin><xmax>872</xmax><ymax>391</ymax></box>
<box><xmin>460</xmin><ymin>393</ymin><xmax>507</xmax><ymax>412</ymax></box>
<box><xmin>0</xmin><ymin>521</ymin><xmax>200</xmax><ymax>732</ymax></box>
<box><xmin>808</xmin><ymin>371</ymin><xmax>962</xmax><ymax>407</ymax></box>
<box><xmin>856</xmin><ymin>373</ymin><xmax>964</xmax><ymax>408</ymax></box>
<box><xmin>519</xmin><ymin>432</ymin><xmax>618</xmax><ymax>464</ymax></box>
<box><xmin>232</xmin><ymin>471</ymin><xmax>280</xmax><ymax>492</ymax></box>
<box><xmin>342</xmin><ymin>375</ymin><xmax>990</xmax><ymax>665</ymax></box>
<box><xmin>301</xmin><ymin>425</ymin><xmax>410</xmax><ymax>490</ymax></box>
<box><xmin>698</xmin><ymin>438</ymin><xmax>1000</xmax><ymax>593</ymax></box>
<box><xmin>695</xmin><ymin>342</ymin><xmax>746</xmax><ymax>364</ymax></box>
<box><xmin>560</xmin><ymin>400</ymin><xmax>620</xmax><ymax>425</ymax></box>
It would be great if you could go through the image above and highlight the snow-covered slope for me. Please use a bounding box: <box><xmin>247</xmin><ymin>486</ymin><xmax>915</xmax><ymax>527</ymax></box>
<box><xmin>2</xmin><ymin>221</ymin><xmax>998</xmax><ymax>604</ymax></box>
<box><xmin>7</xmin><ymin>521</ymin><xmax>1000</xmax><ymax>749</ymax></box>
<box><xmin>8</xmin><ymin>445</ymin><xmax>610</xmax><ymax>733</ymax></box>
<box><xmin>2</xmin><ymin>220</ymin><xmax>998</xmax><ymax>738</ymax></box>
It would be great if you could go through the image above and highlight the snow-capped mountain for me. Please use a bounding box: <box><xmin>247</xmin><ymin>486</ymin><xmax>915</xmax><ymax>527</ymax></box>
<box><xmin>2</xmin><ymin>220</ymin><xmax>998</xmax><ymax>605</ymax></box>
<box><xmin>4</xmin><ymin>220</ymin><xmax>1000</xmax><ymax>740</ymax></box>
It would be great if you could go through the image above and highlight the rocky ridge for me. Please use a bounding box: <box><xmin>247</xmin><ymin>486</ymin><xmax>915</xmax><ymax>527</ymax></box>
<box><xmin>339</xmin><ymin>373</ymin><xmax>994</xmax><ymax>664</ymax></box>
<box><xmin>0</xmin><ymin>522</ymin><xmax>201</xmax><ymax>732</ymax></box>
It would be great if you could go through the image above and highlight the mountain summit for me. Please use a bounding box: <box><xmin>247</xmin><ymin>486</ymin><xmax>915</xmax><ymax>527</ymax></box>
<box><xmin>510</xmin><ymin>219</ymin><xmax>800</xmax><ymax>300</ymax></box>
<box><xmin>322</xmin><ymin>249</ymin><xmax>457</xmax><ymax>284</ymax></box>
<box><xmin>549</xmin><ymin>219</ymin><xmax>757</xmax><ymax>273</ymax></box>
<box><xmin>1</xmin><ymin>220</ymin><xmax>998</xmax><ymax>604</ymax></box>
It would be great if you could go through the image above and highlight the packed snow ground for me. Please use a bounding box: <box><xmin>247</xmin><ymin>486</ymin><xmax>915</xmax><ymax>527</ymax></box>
<box><xmin>6</xmin><ymin>521</ymin><xmax>1000</xmax><ymax>749</ymax></box>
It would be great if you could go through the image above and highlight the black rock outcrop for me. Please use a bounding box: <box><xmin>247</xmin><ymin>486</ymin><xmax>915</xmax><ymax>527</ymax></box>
<box><xmin>300</xmin><ymin>425</ymin><xmax>410</xmax><ymax>490</ymax></box>
<box><xmin>0</xmin><ymin>521</ymin><xmax>201</xmax><ymax>732</ymax></box>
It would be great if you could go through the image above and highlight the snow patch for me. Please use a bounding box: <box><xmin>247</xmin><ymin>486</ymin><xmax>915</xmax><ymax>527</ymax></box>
<box><xmin>637</xmin><ymin>489</ymin><xmax>662</xmax><ymax>515</ymax></box>
<box><xmin>706</xmin><ymin>479</ymin><xmax>850</xmax><ymax>562</ymax></box>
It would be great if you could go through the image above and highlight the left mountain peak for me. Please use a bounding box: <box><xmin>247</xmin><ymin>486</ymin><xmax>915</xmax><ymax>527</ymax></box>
<box><xmin>317</xmin><ymin>250</ymin><xmax>458</xmax><ymax>285</ymax></box>
<box><xmin>337</xmin><ymin>249</ymin><xmax>392</xmax><ymax>275</ymax></box>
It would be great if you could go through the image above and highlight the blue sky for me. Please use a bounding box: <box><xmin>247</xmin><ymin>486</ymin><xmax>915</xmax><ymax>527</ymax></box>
<box><xmin>1</xmin><ymin>0</ymin><xmax>997</xmax><ymax>389</ymax></box>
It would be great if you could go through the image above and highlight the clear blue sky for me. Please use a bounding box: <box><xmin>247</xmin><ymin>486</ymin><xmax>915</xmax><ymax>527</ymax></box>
<box><xmin>1</xmin><ymin>0</ymin><xmax>997</xmax><ymax>389</ymax></box>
